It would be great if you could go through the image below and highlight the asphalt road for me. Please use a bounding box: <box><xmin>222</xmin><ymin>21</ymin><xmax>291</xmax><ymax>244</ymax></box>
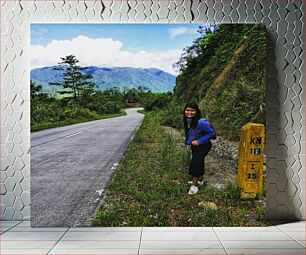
<box><xmin>30</xmin><ymin>108</ymin><xmax>144</xmax><ymax>227</ymax></box>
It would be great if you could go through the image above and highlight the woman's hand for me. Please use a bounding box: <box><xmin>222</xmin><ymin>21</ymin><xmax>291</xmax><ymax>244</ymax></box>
<box><xmin>192</xmin><ymin>140</ymin><xmax>199</xmax><ymax>146</ymax></box>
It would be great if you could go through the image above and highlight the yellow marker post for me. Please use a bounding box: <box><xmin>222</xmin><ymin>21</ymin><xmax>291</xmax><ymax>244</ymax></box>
<box><xmin>236</xmin><ymin>123</ymin><xmax>265</xmax><ymax>199</ymax></box>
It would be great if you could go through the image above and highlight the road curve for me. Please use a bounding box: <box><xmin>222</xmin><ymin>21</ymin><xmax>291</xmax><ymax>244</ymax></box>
<box><xmin>31</xmin><ymin>108</ymin><xmax>144</xmax><ymax>227</ymax></box>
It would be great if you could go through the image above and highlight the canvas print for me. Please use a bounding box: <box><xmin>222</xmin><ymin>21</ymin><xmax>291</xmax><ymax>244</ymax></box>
<box><xmin>30</xmin><ymin>24</ymin><xmax>266</xmax><ymax>227</ymax></box>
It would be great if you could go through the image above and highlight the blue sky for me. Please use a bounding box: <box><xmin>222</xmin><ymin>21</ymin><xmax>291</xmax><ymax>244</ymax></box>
<box><xmin>30</xmin><ymin>24</ymin><xmax>203</xmax><ymax>74</ymax></box>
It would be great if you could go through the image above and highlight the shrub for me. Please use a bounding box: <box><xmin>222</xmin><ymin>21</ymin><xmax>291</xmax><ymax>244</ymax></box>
<box><xmin>143</xmin><ymin>92</ymin><xmax>172</xmax><ymax>111</ymax></box>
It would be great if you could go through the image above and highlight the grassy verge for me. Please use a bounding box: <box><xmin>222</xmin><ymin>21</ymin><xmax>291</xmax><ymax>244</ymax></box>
<box><xmin>31</xmin><ymin>109</ymin><xmax>126</xmax><ymax>132</ymax></box>
<box><xmin>137</xmin><ymin>109</ymin><xmax>146</xmax><ymax>114</ymax></box>
<box><xmin>92</xmin><ymin>110</ymin><xmax>265</xmax><ymax>227</ymax></box>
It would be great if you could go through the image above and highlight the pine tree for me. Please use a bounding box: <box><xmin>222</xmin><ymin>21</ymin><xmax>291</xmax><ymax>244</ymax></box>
<box><xmin>49</xmin><ymin>55</ymin><xmax>97</xmax><ymax>106</ymax></box>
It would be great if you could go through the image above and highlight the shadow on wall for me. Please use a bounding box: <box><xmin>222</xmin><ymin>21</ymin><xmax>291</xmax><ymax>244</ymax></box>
<box><xmin>265</xmin><ymin>29</ymin><xmax>302</xmax><ymax>221</ymax></box>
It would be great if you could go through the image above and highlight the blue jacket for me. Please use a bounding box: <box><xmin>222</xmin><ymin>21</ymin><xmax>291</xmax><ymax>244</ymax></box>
<box><xmin>185</xmin><ymin>119</ymin><xmax>215</xmax><ymax>145</ymax></box>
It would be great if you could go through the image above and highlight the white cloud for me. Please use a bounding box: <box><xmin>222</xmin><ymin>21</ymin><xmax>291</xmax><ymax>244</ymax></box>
<box><xmin>169</xmin><ymin>27</ymin><xmax>189</xmax><ymax>39</ymax></box>
<box><xmin>30</xmin><ymin>35</ymin><xmax>181</xmax><ymax>75</ymax></box>
<box><xmin>168</xmin><ymin>27</ymin><xmax>197</xmax><ymax>39</ymax></box>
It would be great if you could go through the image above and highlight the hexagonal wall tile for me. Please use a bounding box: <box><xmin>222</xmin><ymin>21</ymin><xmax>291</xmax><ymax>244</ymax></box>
<box><xmin>13</xmin><ymin>171</ymin><xmax>24</xmax><ymax>184</ymax></box>
<box><xmin>213</xmin><ymin>1</ymin><xmax>223</xmax><ymax>11</ymax></box>
<box><xmin>168</xmin><ymin>10</ymin><xmax>177</xmax><ymax>21</ymax></box>
<box><xmin>0</xmin><ymin>184</ymin><xmax>7</xmax><ymax>195</ymax></box>
<box><xmin>110</xmin><ymin>12</ymin><xmax>121</xmax><ymax>22</ymax></box>
<box><xmin>0</xmin><ymin>158</ymin><xmax>9</xmax><ymax>172</ymax></box>
<box><xmin>135</xmin><ymin>2</ymin><xmax>145</xmax><ymax>12</ymax></box>
<box><xmin>267</xmin><ymin>183</ymin><xmax>278</xmax><ymax>197</ymax></box>
<box><xmin>13</xmin><ymin>157</ymin><xmax>25</xmax><ymax>172</ymax></box>
<box><xmin>267</xmin><ymin>169</ymin><xmax>278</xmax><ymax>186</ymax></box>
<box><xmin>276</xmin><ymin>191</ymin><xmax>288</xmax><ymax>204</ymax></box>
<box><xmin>21</xmin><ymin>192</ymin><xmax>30</xmax><ymax>207</ymax></box>
<box><xmin>13</xmin><ymin>197</ymin><xmax>25</xmax><ymax>211</ymax></box>
<box><xmin>157</xmin><ymin>7</ymin><xmax>169</xmax><ymax>19</ymax></box>
<box><xmin>127</xmin><ymin>9</ymin><xmax>137</xmax><ymax>22</ymax></box>
<box><xmin>21</xmin><ymin>166</ymin><xmax>30</xmax><ymax>179</ymax></box>
<box><xmin>45</xmin><ymin>2</ymin><xmax>55</xmax><ymax>13</ymax></box>
<box><xmin>22</xmin><ymin>154</ymin><xmax>30</xmax><ymax>167</ymax></box>
<box><xmin>69</xmin><ymin>8</ymin><xmax>78</xmax><ymax>20</ymax></box>
<box><xmin>286</xmin><ymin>181</ymin><xmax>298</xmax><ymax>197</ymax></box>
<box><xmin>284</xmin><ymin>135</ymin><xmax>296</xmax><ymax>147</ymax></box>
<box><xmin>21</xmin><ymin>206</ymin><xmax>30</xmax><ymax>219</ymax></box>
<box><xmin>292</xmin><ymin>193</ymin><xmax>302</xmax><ymax>209</ymax></box>
<box><xmin>267</xmin><ymin>197</ymin><xmax>278</xmax><ymax>209</ymax></box>
<box><xmin>135</xmin><ymin>12</ymin><xmax>146</xmax><ymax>22</ymax></box>
<box><xmin>3</xmin><ymin>207</ymin><xmax>15</xmax><ymax>220</ymax></box>
<box><xmin>111</xmin><ymin>0</ymin><xmax>121</xmax><ymax>11</ymax></box>
<box><xmin>13</xmin><ymin>183</ymin><xmax>23</xmax><ymax>197</ymax></box>
<box><xmin>12</xmin><ymin>146</ymin><xmax>23</xmax><ymax>158</ymax></box>
<box><xmin>4</xmin><ymin>191</ymin><xmax>15</xmax><ymax>207</ymax></box>
<box><xmin>151</xmin><ymin>2</ymin><xmax>160</xmax><ymax>13</ymax></box>
<box><xmin>13</xmin><ymin>211</ymin><xmax>23</xmax><ymax>221</ymax></box>
<box><xmin>4</xmin><ymin>177</ymin><xmax>16</xmax><ymax>192</ymax></box>
<box><xmin>13</xmin><ymin>134</ymin><xmax>22</xmax><ymax>145</ymax></box>
<box><xmin>205</xmin><ymin>0</ymin><xmax>214</xmax><ymax>8</ymax></box>
<box><xmin>20</xmin><ymin>179</ymin><xmax>30</xmax><ymax>192</ymax></box>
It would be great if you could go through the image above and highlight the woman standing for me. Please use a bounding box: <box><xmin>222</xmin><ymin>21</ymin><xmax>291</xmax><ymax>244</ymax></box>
<box><xmin>183</xmin><ymin>103</ymin><xmax>215</xmax><ymax>195</ymax></box>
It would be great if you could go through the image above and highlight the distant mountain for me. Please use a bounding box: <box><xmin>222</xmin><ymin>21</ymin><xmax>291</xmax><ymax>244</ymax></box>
<box><xmin>30</xmin><ymin>66</ymin><xmax>176</xmax><ymax>93</ymax></box>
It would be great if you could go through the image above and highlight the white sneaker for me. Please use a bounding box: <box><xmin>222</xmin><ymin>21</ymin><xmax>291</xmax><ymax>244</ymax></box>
<box><xmin>188</xmin><ymin>180</ymin><xmax>205</xmax><ymax>186</ymax></box>
<box><xmin>198</xmin><ymin>180</ymin><xmax>205</xmax><ymax>186</ymax></box>
<box><xmin>188</xmin><ymin>186</ymin><xmax>199</xmax><ymax>195</ymax></box>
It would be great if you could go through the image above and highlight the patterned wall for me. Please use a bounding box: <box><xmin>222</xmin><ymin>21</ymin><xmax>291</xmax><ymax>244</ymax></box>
<box><xmin>0</xmin><ymin>0</ymin><xmax>304</xmax><ymax>221</ymax></box>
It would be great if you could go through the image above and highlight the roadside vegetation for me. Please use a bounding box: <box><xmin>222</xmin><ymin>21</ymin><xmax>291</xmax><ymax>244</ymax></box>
<box><xmin>92</xmin><ymin>111</ymin><xmax>265</xmax><ymax>227</ymax></box>
<box><xmin>165</xmin><ymin>24</ymin><xmax>266</xmax><ymax>140</ymax></box>
<box><xmin>31</xmin><ymin>81</ymin><xmax>124</xmax><ymax>131</ymax></box>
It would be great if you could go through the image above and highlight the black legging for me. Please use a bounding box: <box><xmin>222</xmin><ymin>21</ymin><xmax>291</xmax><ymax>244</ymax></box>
<box><xmin>189</xmin><ymin>141</ymin><xmax>212</xmax><ymax>177</ymax></box>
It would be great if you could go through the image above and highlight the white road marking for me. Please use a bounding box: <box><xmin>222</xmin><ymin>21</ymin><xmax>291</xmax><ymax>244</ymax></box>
<box><xmin>130</xmin><ymin>121</ymin><xmax>142</xmax><ymax>141</ymax></box>
<box><xmin>65</xmin><ymin>131</ymin><xmax>84</xmax><ymax>138</ymax></box>
<box><xmin>111</xmin><ymin>162</ymin><xmax>119</xmax><ymax>170</ymax></box>
<box><xmin>96</xmin><ymin>189</ymin><xmax>104</xmax><ymax>197</ymax></box>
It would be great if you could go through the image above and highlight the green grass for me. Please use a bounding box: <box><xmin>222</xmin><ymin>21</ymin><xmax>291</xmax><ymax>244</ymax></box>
<box><xmin>137</xmin><ymin>109</ymin><xmax>146</xmax><ymax>114</ymax></box>
<box><xmin>31</xmin><ymin>109</ymin><xmax>126</xmax><ymax>132</ymax></box>
<box><xmin>92</xmin><ymin>110</ymin><xmax>265</xmax><ymax>227</ymax></box>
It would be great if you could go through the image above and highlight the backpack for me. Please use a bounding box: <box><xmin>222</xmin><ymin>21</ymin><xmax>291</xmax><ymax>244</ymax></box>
<box><xmin>207</xmin><ymin>119</ymin><xmax>217</xmax><ymax>140</ymax></box>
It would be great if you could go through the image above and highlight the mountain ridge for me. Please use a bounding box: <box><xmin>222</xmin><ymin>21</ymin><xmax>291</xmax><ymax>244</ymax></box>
<box><xmin>31</xmin><ymin>66</ymin><xmax>176</xmax><ymax>93</ymax></box>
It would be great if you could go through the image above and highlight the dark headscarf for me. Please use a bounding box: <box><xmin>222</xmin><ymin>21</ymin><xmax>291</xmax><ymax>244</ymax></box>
<box><xmin>183</xmin><ymin>102</ymin><xmax>202</xmax><ymax>137</ymax></box>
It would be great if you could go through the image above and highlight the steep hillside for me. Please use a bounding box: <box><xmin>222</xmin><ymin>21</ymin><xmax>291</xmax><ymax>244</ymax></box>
<box><xmin>172</xmin><ymin>24</ymin><xmax>266</xmax><ymax>140</ymax></box>
<box><xmin>31</xmin><ymin>66</ymin><xmax>176</xmax><ymax>93</ymax></box>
